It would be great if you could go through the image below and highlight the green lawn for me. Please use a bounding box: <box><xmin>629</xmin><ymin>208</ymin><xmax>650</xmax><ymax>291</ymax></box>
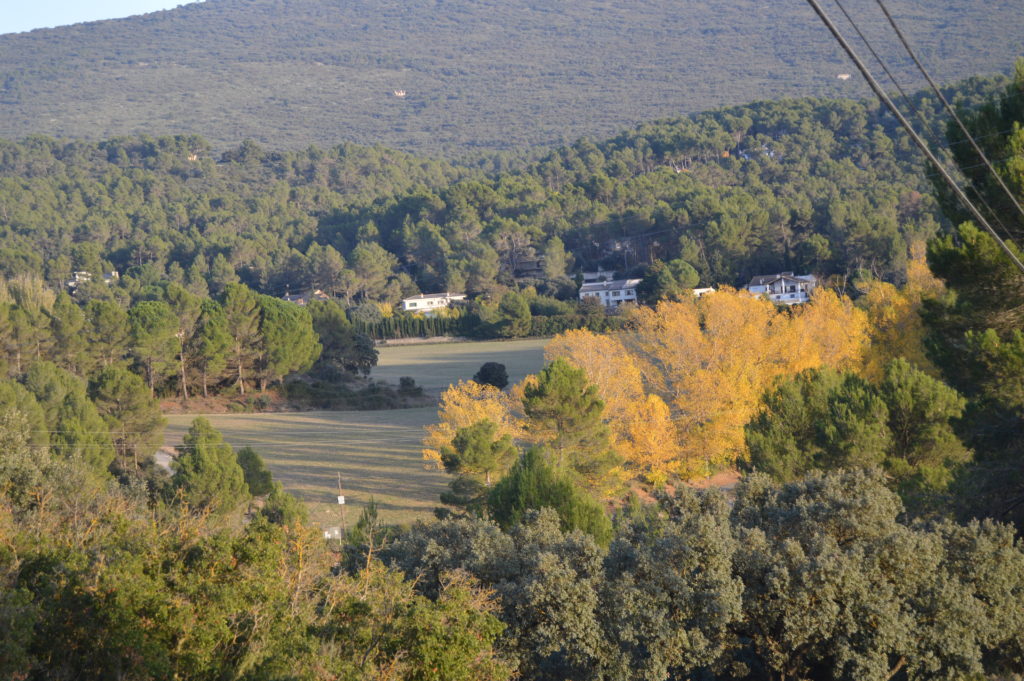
<box><xmin>165</xmin><ymin>338</ymin><xmax>549</xmax><ymax>527</ymax></box>
<box><xmin>371</xmin><ymin>338</ymin><xmax>548</xmax><ymax>394</ymax></box>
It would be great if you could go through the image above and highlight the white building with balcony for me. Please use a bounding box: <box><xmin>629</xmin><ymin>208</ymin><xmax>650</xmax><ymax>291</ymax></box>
<box><xmin>578</xmin><ymin>278</ymin><xmax>642</xmax><ymax>308</ymax></box>
<box><xmin>745</xmin><ymin>272</ymin><xmax>818</xmax><ymax>305</ymax></box>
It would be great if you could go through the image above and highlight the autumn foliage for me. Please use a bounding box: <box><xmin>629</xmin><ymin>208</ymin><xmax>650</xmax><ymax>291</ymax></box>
<box><xmin>547</xmin><ymin>287</ymin><xmax>869</xmax><ymax>481</ymax></box>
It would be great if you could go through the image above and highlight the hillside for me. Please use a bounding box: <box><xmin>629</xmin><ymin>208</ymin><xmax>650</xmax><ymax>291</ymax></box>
<box><xmin>0</xmin><ymin>0</ymin><xmax>1021</xmax><ymax>154</ymax></box>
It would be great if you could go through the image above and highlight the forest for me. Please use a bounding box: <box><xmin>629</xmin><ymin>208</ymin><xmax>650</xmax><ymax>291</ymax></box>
<box><xmin>1</xmin><ymin>0</ymin><xmax>1022</xmax><ymax>153</ymax></box>
<box><xmin>1</xmin><ymin>58</ymin><xmax>1024</xmax><ymax>680</ymax></box>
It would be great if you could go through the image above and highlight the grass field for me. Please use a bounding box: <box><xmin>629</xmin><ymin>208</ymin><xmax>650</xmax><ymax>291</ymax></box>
<box><xmin>371</xmin><ymin>338</ymin><xmax>548</xmax><ymax>394</ymax></box>
<box><xmin>165</xmin><ymin>338</ymin><xmax>549</xmax><ymax>527</ymax></box>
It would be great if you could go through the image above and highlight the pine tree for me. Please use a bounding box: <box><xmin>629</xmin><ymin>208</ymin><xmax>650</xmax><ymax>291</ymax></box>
<box><xmin>439</xmin><ymin>419</ymin><xmax>518</xmax><ymax>513</ymax></box>
<box><xmin>522</xmin><ymin>359</ymin><xmax>619</xmax><ymax>488</ymax></box>
<box><xmin>221</xmin><ymin>284</ymin><xmax>261</xmax><ymax>395</ymax></box>
<box><xmin>486</xmin><ymin>448</ymin><xmax>611</xmax><ymax>544</ymax></box>
<box><xmin>172</xmin><ymin>417</ymin><xmax>249</xmax><ymax>514</ymax></box>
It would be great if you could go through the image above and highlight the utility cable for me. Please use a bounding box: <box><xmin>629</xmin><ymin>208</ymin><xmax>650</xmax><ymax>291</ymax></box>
<box><xmin>875</xmin><ymin>0</ymin><xmax>1024</xmax><ymax>229</ymax></box>
<box><xmin>832</xmin><ymin>0</ymin><xmax>1015</xmax><ymax>242</ymax></box>
<box><xmin>803</xmin><ymin>0</ymin><xmax>1024</xmax><ymax>276</ymax></box>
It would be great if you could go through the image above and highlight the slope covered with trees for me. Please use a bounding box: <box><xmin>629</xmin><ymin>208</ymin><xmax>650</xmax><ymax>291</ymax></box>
<box><xmin>0</xmin><ymin>76</ymin><xmax>1011</xmax><ymax>310</ymax></box>
<box><xmin>0</xmin><ymin>0</ymin><xmax>1021</xmax><ymax>153</ymax></box>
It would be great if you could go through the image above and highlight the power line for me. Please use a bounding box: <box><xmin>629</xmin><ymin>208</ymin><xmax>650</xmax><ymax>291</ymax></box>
<box><xmin>803</xmin><ymin>0</ymin><xmax>1024</xmax><ymax>276</ymax></box>
<box><xmin>874</xmin><ymin>0</ymin><xmax>1024</xmax><ymax>229</ymax></box>
<box><xmin>829</xmin><ymin>0</ymin><xmax>1016</xmax><ymax>243</ymax></box>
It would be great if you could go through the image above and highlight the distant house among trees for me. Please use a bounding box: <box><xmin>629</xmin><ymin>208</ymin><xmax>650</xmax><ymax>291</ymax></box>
<box><xmin>745</xmin><ymin>272</ymin><xmax>818</xmax><ymax>305</ymax></box>
<box><xmin>578</xmin><ymin>278</ymin><xmax>642</xmax><ymax>307</ymax></box>
<box><xmin>281</xmin><ymin>289</ymin><xmax>331</xmax><ymax>306</ymax></box>
<box><xmin>66</xmin><ymin>270</ymin><xmax>119</xmax><ymax>291</ymax></box>
<box><xmin>401</xmin><ymin>292</ymin><xmax>467</xmax><ymax>314</ymax></box>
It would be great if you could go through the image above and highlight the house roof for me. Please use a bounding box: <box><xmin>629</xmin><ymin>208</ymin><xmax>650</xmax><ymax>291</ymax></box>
<box><xmin>579</xmin><ymin>278</ymin><xmax>642</xmax><ymax>293</ymax></box>
<box><xmin>746</xmin><ymin>273</ymin><xmax>817</xmax><ymax>287</ymax></box>
<box><xmin>401</xmin><ymin>292</ymin><xmax>467</xmax><ymax>302</ymax></box>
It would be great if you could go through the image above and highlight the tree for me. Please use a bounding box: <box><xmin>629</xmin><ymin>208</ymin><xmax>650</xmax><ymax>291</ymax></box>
<box><xmin>439</xmin><ymin>420</ymin><xmax>518</xmax><ymax>513</ymax></box>
<box><xmin>22</xmin><ymin>362</ymin><xmax>115</xmax><ymax>476</ymax></box>
<box><xmin>423</xmin><ymin>380</ymin><xmax>523</xmax><ymax>468</ymax></box>
<box><xmin>254</xmin><ymin>294</ymin><xmax>321</xmax><ymax>391</ymax></box>
<box><xmin>85</xmin><ymin>299</ymin><xmax>130</xmax><ymax>371</ymax></box>
<box><xmin>542</xmin><ymin>236</ymin><xmax>573</xmax><ymax>281</ymax></box>
<box><xmin>495</xmin><ymin>291</ymin><xmax>532</xmax><ymax>338</ymax></box>
<box><xmin>487</xmin><ymin>449</ymin><xmax>612</xmax><ymax>545</ymax></box>
<box><xmin>191</xmin><ymin>299</ymin><xmax>231</xmax><ymax>397</ymax></box>
<box><xmin>128</xmin><ymin>300</ymin><xmax>178</xmax><ymax>396</ymax></box>
<box><xmin>163</xmin><ymin>283</ymin><xmax>202</xmax><ymax>401</ymax></box>
<box><xmin>473</xmin><ymin>361</ymin><xmax>508</xmax><ymax>389</ymax></box>
<box><xmin>522</xmin><ymin>359</ymin><xmax>619</xmax><ymax>489</ymax></box>
<box><xmin>350</xmin><ymin>241</ymin><xmax>398</xmax><ymax>300</ymax></box>
<box><xmin>745</xmin><ymin>359</ymin><xmax>971</xmax><ymax>510</ymax></box>
<box><xmin>49</xmin><ymin>292</ymin><xmax>87</xmax><ymax>374</ymax></box>
<box><xmin>308</xmin><ymin>299</ymin><xmax>378</xmax><ymax>377</ymax></box>
<box><xmin>636</xmin><ymin>258</ymin><xmax>699</xmax><ymax>303</ymax></box>
<box><xmin>221</xmin><ymin>283</ymin><xmax>261</xmax><ymax>395</ymax></box>
<box><xmin>236</xmin><ymin>445</ymin><xmax>274</xmax><ymax>496</ymax></box>
<box><xmin>172</xmin><ymin>417</ymin><xmax>249</xmax><ymax>514</ymax></box>
<box><xmin>89</xmin><ymin>365</ymin><xmax>165</xmax><ymax>473</ymax></box>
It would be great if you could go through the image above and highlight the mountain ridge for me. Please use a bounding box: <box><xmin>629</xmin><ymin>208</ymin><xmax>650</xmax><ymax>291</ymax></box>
<box><xmin>1</xmin><ymin>0</ymin><xmax>1021</xmax><ymax>155</ymax></box>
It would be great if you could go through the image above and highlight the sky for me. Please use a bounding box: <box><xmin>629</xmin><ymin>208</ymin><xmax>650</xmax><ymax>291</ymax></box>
<box><xmin>1</xmin><ymin>1</ymin><xmax>204</xmax><ymax>35</ymax></box>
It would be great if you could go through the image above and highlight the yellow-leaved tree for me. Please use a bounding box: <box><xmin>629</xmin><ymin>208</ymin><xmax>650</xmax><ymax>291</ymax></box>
<box><xmin>857</xmin><ymin>241</ymin><xmax>945</xmax><ymax>380</ymax></box>
<box><xmin>422</xmin><ymin>380</ymin><xmax>523</xmax><ymax>468</ymax></box>
<box><xmin>547</xmin><ymin>287</ymin><xmax>871</xmax><ymax>481</ymax></box>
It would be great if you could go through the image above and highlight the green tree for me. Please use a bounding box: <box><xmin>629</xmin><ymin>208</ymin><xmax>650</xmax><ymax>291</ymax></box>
<box><xmin>255</xmin><ymin>294</ymin><xmax>321</xmax><ymax>391</ymax></box>
<box><xmin>473</xmin><ymin>361</ymin><xmax>509</xmax><ymax>389</ymax></box>
<box><xmin>172</xmin><ymin>417</ymin><xmax>249</xmax><ymax>514</ymax></box>
<box><xmin>89</xmin><ymin>365</ymin><xmax>165</xmax><ymax>472</ymax></box>
<box><xmin>440</xmin><ymin>419</ymin><xmax>518</xmax><ymax>512</ymax></box>
<box><xmin>128</xmin><ymin>300</ymin><xmax>179</xmax><ymax>396</ymax></box>
<box><xmin>637</xmin><ymin>258</ymin><xmax>700</xmax><ymax>303</ymax></box>
<box><xmin>495</xmin><ymin>291</ymin><xmax>532</xmax><ymax>338</ymax></box>
<box><xmin>163</xmin><ymin>283</ymin><xmax>202</xmax><ymax>401</ymax></box>
<box><xmin>85</xmin><ymin>299</ymin><xmax>130</xmax><ymax>371</ymax></box>
<box><xmin>745</xmin><ymin>360</ymin><xmax>971</xmax><ymax>510</ymax></box>
<box><xmin>49</xmin><ymin>292</ymin><xmax>87</xmax><ymax>374</ymax></box>
<box><xmin>22</xmin><ymin>362</ymin><xmax>115</xmax><ymax>476</ymax></box>
<box><xmin>236</xmin><ymin>445</ymin><xmax>274</xmax><ymax>496</ymax></box>
<box><xmin>487</xmin><ymin>449</ymin><xmax>612</xmax><ymax>545</ymax></box>
<box><xmin>543</xmin><ymin>236</ymin><xmax>573</xmax><ymax>280</ymax></box>
<box><xmin>221</xmin><ymin>283</ymin><xmax>261</xmax><ymax>395</ymax></box>
<box><xmin>522</xmin><ymin>358</ymin><xmax>619</xmax><ymax>486</ymax></box>
<box><xmin>191</xmin><ymin>299</ymin><xmax>231</xmax><ymax>397</ymax></box>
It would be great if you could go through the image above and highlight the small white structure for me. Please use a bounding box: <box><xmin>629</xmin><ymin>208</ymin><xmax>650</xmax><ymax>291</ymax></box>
<box><xmin>579</xmin><ymin>278</ymin><xmax>642</xmax><ymax>308</ymax></box>
<box><xmin>401</xmin><ymin>291</ymin><xmax>467</xmax><ymax>313</ymax></box>
<box><xmin>693</xmin><ymin>287</ymin><xmax>715</xmax><ymax>297</ymax></box>
<box><xmin>67</xmin><ymin>270</ymin><xmax>119</xmax><ymax>291</ymax></box>
<box><xmin>745</xmin><ymin>272</ymin><xmax>818</xmax><ymax>305</ymax></box>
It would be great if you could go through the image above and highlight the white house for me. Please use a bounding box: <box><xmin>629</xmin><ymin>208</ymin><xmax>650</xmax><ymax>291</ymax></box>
<box><xmin>745</xmin><ymin>272</ymin><xmax>818</xmax><ymax>305</ymax></box>
<box><xmin>401</xmin><ymin>292</ymin><xmax>467</xmax><ymax>313</ymax></box>
<box><xmin>578</xmin><ymin>278</ymin><xmax>642</xmax><ymax>308</ymax></box>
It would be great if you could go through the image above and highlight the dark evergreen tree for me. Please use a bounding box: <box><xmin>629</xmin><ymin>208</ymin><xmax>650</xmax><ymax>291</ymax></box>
<box><xmin>487</xmin><ymin>448</ymin><xmax>612</xmax><ymax>545</ymax></box>
<box><xmin>473</xmin><ymin>361</ymin><xmax>509</xmax><ymax>389</ymax></box>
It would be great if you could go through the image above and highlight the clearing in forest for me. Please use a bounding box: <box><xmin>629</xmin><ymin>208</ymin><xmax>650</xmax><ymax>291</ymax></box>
<box><xmin>164</xmin><ymin>338</ymin><xmax>548</xmax><ymax>525</ymax></box>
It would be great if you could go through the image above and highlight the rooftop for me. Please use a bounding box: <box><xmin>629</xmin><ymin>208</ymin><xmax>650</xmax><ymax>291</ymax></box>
<box><xmin>579</xmin><ymin>278</ymin><xmax>642</xmax><ymax>293</ymax></box>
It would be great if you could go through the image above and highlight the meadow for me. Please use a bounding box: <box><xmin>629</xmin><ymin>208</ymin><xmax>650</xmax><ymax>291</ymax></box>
<box><xmin>371</xmin><ymin>337</ymin><xmax>548</xmax><ymax>394</ymax></box>
<box><xmin>164</xmin><ymin>338</ymin><xmax>548</xmax><ymax>526</ymax></box>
